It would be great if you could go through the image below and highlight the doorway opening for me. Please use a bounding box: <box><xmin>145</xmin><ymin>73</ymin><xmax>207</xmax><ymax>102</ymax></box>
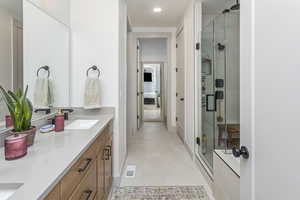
<box><xmin>142</xmin><ymin>63</ymin><xmax>163</xmax><ymax>122</ymax></box>
<box><xmin>136</xmin><ymin>38</ymin><xmax>168</xmax><ymax>129</ymax></box>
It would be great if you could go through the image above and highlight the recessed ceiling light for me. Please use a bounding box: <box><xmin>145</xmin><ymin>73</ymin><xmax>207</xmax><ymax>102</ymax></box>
<box><xmin>153</xmin><ymin>7</ymin><xmax>162</xmax><ymax>13</ymax></box>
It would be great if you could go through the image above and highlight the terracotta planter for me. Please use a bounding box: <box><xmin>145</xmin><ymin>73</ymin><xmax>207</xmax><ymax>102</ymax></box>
<box><xmin>11</xmin><ymin>126</ymin><xmax>37</xmax><ymax>146</ymax></box>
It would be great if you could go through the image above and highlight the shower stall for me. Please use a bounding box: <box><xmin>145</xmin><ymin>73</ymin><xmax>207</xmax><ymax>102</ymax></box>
<box><xmin>196</xmin><ymin>7</ymin><xmax>240</xmax><ymax>173</ymax></box>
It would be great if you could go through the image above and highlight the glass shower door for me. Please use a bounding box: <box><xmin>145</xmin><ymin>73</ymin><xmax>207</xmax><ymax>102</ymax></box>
<box><xmin>198</xmin><ymin>21</ymin><xmax>215</xmax><ymax>171</ymax></box>
<box><xmin>197</xmin><ymin>14</ymin><xmax>226</xmax><ymax>172</ymax></box>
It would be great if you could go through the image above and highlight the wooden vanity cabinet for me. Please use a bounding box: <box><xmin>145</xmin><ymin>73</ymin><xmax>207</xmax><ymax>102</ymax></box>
<box><xmin>96</xmin><ymin>127</ymin><xmax>113</xmax><ymax>200</ymax></box>
<box><xmin>96</xmin><ymin>131</ymin><xmax>106</xmax><ymax>200</ymax></box>
<box><xmin>43</xmin><ymin>124</ymin><xmax>113</xmax><ymax>200</ymax></box>
<box><xmin>104</xmin><ymin>134</ymin><xmax>113</xmax><ymax>198</ymax></box>
<box><xmin>44</xmin><ymin>184</ymin><xmax>60</xmax><ymax>200</ymax></box>
<box><xmin>69</xmin><ymin>161</ymin><xmax>97</xmax><ymax>200</ymax></box>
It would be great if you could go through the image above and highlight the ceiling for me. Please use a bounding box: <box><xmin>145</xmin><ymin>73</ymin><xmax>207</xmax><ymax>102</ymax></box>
<box><xmin>127</xmin><ymin>0</ymin><xmax>191</xmax><ymax>27</ymax></box>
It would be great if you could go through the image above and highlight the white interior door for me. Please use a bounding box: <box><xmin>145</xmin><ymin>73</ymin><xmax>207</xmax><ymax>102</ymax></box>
<box><xmin>176</xmin><ymin>30</ymin><xmax>185</xmax><ymax>141</ymax></box>
<box><xmin>240</xmin><ymin>1</ymin><xmax>300</xmax><ymax>199</ymax></box>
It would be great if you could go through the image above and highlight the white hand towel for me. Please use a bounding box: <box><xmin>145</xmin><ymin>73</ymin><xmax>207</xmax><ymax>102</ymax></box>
<box><xmin>34</xmin><ymin>77</ymin><xmax>54</xmax><ymax>108</ymax></box>
<box><xmin>84</xmin><ymin>77</ymin><xmax>101</xmax><ymax>109</ymax></box>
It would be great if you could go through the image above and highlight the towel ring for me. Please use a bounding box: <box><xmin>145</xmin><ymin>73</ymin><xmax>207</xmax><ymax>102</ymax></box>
<box><xmin>37</xmin><ymin>66</ymin><xmax>50</xmax><ymax>78</ymax></box>
<box><xmin>86</xmin><ymin>65</ymin><xmax>101</xmax><ymax>78</ymax></box>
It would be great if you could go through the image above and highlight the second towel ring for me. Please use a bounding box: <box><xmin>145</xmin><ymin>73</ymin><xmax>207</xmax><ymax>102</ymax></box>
<box><xmin>86</xmin><ymin>65</ymin><xmax>101</xmax><ymax>78</ymax></box>
<box><xmin>37</xmin><ymin>66</ymin><xmax>50</xmax><ymax>78</ymax></box>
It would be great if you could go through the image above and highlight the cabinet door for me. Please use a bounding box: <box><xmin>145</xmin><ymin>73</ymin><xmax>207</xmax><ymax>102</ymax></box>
<box><xmin>104</xmin><ymin>135</ymin><xmax>113</xmax><ymax>197</ymax></box>
<box><xmin>97</xmin><ymin>142</ymin><xmax>105</xmax><ymax>200</ymax></box>
<box><xmin>44</xmin><ymin>184</ymin><xmax>60</xmax><ymax>200</ymax></box>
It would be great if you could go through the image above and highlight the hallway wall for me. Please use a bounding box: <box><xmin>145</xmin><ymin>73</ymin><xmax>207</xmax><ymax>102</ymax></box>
<box><xmin>177</xmin><ymin>0</ymin><xmax>198</xmax><ymax>155</ymax></box>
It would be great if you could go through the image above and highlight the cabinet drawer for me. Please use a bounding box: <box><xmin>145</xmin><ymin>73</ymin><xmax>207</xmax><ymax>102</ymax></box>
<box><xmin>44</xmin><ymin>184</ymin><xmax>60</xmax><ymax>200</ymax></box>
<box><xmin>61</xmin><ymin>140</ymin><xmax>98</xmax><ymax>200</ymax></box>
<box><xmin>69</xmin><ymin>161</ymin><xmax>97</xmax><ymax>200</ymax></box>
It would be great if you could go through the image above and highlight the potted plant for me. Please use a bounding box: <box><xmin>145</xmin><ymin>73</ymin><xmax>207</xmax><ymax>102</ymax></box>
<box><xmin>0</xmin><ymin>85</ymin><xmax>37</xmax><ymax>147</ymax></box>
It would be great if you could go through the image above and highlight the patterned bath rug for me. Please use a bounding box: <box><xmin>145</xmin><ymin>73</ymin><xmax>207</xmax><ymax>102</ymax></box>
<box><xmin>111</xmin><ymin>186</ymin><xmax>210</xmax><ymax>200</ymax></box>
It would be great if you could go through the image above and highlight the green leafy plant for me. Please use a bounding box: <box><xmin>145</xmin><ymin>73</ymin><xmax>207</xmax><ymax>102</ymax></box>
<box><xmin>0</xmin><ymin>85</ymin><xmax>33</xmax><ymax>133</ymax></box>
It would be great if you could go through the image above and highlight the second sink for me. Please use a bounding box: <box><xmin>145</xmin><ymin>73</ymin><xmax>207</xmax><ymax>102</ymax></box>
<box><xmin>65</xmin><ymin>120</ymin><xmax>99</xmax><ymax>130</ymax></box>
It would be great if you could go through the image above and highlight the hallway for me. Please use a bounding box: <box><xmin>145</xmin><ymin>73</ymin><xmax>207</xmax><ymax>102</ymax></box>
<box><xmin>120</xmin><ymin>122</ymin><xmax>212</xmax><ymax>197</ymax></box>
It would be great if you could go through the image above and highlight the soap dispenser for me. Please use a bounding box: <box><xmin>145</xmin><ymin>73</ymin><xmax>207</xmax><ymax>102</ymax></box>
<box><xmin>55</xmin><ymin>109</ymin><xmax>64</xmax><ymax>132</ymax></box>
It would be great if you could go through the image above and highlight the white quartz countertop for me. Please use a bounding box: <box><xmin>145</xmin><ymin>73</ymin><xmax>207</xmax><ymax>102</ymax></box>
<box><xmin>0</xmin><ymin>114</ymin><xmax>113</xmax><ymax>200</ymax></box>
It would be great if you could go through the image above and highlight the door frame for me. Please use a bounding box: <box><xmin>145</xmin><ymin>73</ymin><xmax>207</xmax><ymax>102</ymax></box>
<box><xmin>175</xmin><ymin>28</ymin><xmax>185</xmax><ymax>142</ymax></box>
<box><xmin>130</xmin><ymin>32</ymin><xmax>174</xmax><ymax>133</ymax></box>
<box><xmin>141</xmin><ymin>62</ymin><xmax>165</xmax><ymax>122</ymax></box>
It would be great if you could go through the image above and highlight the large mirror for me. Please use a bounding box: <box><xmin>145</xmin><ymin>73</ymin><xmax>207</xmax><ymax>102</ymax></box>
<box><xmin>0</xmin><ymin>0</ymin><xmax>70</xmax><ymax>131</ymax></box>
<box><xmin>0</xmin><ymin>0</ymin><xmax>23</xmax><ymax>130</ymax></box>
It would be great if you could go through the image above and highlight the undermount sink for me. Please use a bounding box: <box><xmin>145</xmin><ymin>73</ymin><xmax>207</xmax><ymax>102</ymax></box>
<box><xmin>0</xmin><ymin>183</ymin><xmax>23</xmax><ymax>200</ymax></box>
<box><xmin>65</xmin><ymin>120</ymin><xmax>99</xmax><ymax>130</ymax></box>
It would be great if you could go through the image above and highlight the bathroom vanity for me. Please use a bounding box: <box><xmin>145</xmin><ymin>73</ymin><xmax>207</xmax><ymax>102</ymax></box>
<box><xmin>0</xmin><ymin>114</ymin><xmax>114</xmax><ymax>200</ymax></box>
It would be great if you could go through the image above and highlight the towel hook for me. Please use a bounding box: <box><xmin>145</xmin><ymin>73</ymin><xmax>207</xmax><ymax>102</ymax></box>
<box><xmin>86</xmin><ymin>65</ymin><xmax>101</xmax><ymax>78</ymax></box>
<box><xmin>37</xmin><ymin>66</ymin><xmax>50</xmax><ymax>78</ymax></box>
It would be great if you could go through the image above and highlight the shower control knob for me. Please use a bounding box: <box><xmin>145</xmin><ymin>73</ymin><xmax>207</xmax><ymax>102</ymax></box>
<box><xmin>232</xmin><ymin>146</ymin><xmax>249</xmax><ymax>159</ymax></box>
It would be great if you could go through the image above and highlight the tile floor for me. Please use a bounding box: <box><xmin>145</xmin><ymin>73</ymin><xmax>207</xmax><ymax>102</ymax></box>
<box><xmin>143</xmin><ymin>109</ymin><xmax>161</xmax><ymax>121</ymax></box>
<box><xmin>120</xmin><ymin>122</ymin><xmax>214</xmax><ymax>199</ymax></box>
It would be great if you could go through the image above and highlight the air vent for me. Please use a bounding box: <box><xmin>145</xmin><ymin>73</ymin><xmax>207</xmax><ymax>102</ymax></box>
<box><xmin>125</xmin><ymin>165</ymin><xmax>136</xmax><ymax>178</ymax></box>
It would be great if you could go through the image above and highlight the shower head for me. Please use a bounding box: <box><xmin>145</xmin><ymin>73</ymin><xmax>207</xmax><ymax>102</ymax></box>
<box><xmin>230</xmin><ymin>0</ymin><xmax>240</xmax><ymax>10</ymax></box>
<box><xmin>222</xmin><ymin>9</ymin><xmax>230</xmax><ymax>14</ymax></box>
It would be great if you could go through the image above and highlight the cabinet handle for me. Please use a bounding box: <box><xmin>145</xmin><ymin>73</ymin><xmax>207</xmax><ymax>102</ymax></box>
<box><xmin>81</xmin><ymin>190</ymin><xmax>93</xmax><ymax>200</ymax></box>
<box><xmin>106</xmin><ymin>145</ymin><xmax>112</xmax><ymax>156</ymax></box>
<box><xmin>78</xmin><ymin>158</ymin><xmax>92</xmax><ymax>173</ymax></box>
<box><xmin>103</xmin><ymin>149</ymin><xmax>110</xmax><ymax>160</ymax></box>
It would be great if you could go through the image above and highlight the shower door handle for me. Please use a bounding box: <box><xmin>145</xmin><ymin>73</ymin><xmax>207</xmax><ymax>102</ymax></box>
<box><xmin>206</xmin><ymin>94</ymin><xmax>216</xmax><ymax>112</ymax></box>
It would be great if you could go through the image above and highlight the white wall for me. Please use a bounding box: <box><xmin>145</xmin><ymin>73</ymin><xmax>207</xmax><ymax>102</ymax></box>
<box><xmin>27</xmin><ymin>0</ymin><xmax>70</xmax><ymax>26</ymax></box>
<box><xmin>23</xmin><ymin>0</ymin><xmax>70</xmax><ymax>107</ymax></box>
<box><xmin>118</xmin><ymin>0</ymin><xmax>128</xmax><ymax>177</ymax></box>
<box><xmin>140</xmin><ymin>38</ymin><xmax>167</xmax><ymax>62</ymax></box>
<box><xmin>70</xmin><ymin>0</ymin><xmax>127</xmax><ymax>178</ymax></box>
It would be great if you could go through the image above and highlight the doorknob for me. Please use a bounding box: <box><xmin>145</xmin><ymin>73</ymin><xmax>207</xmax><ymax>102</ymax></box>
<box><xmin>180</xmin><ymin>98</ymin><xmax>184</xmax><ymax>101</ymax></box>
<box><xmin>232</xmin><ymin>146</ymin><xmax>249</xmax><ymax>159</ymax></box>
